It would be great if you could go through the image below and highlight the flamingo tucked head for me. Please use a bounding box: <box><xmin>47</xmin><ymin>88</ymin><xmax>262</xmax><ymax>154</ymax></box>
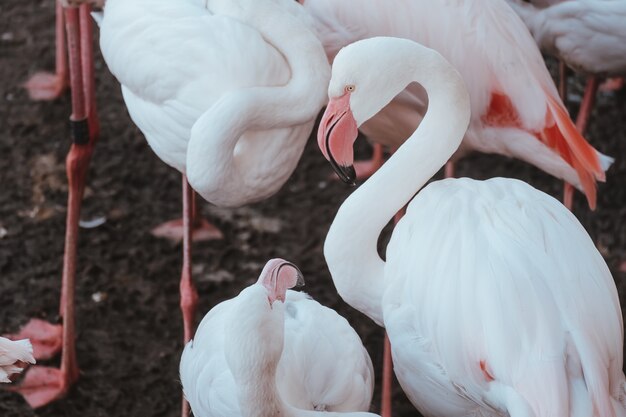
<box><xmin>257</xmin><ymin>258</ymin><xmax>304</xmax><ymax>305</ymax></box>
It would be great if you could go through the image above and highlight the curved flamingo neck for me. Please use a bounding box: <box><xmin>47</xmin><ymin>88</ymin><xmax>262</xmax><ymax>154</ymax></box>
<box><xmin>324</xmin><ymin>43</ymin><xmax>471</xmax><ymax>325</ymax></box>
<box><xmin>186</xmin><ymin>0</ymin><xmax>329</xmax><ymax>206</ymax></box>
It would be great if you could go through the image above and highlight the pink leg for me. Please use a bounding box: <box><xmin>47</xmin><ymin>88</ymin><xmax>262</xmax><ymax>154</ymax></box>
<box><xmin>24</xmin><ymin>0</ymin><xmax>68</xmax><ymax>101</ymax></box>
<box><xmin>10</xmin><ymin>6</ymin><xmax>96</xmax><ymax>408</ymax></box>
<box><xmin>444</xmin><ymin>161</ymin><xmax>455</xmax><ymax>178</ymax></box>
<box><xmin>381</xmin><ymin>334</ymin><xmax>393</xmax><ymax>417</ymax></box>
<box><xmin>180</xmin><ymin>175</ymin><xmax>198</xmax><ymax>417</ymax></box>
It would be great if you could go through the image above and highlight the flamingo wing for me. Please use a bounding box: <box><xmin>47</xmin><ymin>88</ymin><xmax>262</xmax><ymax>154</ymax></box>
<box><xmin>100</xmin><ymin>0</ymin><xmax>291</xmax><ymax>172</ymax></box>
<box><xmin>278</xmin><ymin>291</ymin><xmax>374</xmax><ymax>412</ymax></box>
<box><xmin>384</xmin><ymin>178</ymin><xmax>625</xmax><ymax>416</ymax></box>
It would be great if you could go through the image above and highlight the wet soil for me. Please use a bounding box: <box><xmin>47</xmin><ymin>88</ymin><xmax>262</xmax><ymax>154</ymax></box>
<box><xmin>0</xmin><ymin>1</ymin><xmax>624</xmax><ymax>416</ymax></box>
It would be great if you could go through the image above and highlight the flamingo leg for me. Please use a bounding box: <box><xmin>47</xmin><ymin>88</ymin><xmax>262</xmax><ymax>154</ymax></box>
<box><xmin>444</xmin><ymin>161</ymin><xmax>455</xmax><ymax>178</ymax></box>
<box><xmin>180</xmin><ymin>175</ymin><xmax>198</xmax><ymax>417</ymax></box>
<box><xmin>7</xmin><ymin>5</ymin><xmax>97</xmax><ymax>408</ymax></box>
<box><xmin>24</xmin><ymin>0</ymin><xmax>68</xmax><ymax>101</ymax></box>
<box><xmin>381</xmin><ymin>334</ymin><xmax>393</xmax><ymax>417</ymax></box>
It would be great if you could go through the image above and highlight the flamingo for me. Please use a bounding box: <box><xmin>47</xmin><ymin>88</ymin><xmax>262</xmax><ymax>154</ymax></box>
<box><xmin>507</xmin><ymin>0</ymin><xmax>626</xmax><ymax>134</ymax></box>
<box><xmin>98</xmin><ymin>0</ymin><xmax>329</xmax><ymax>414</ymax></box>
<box><xmin>300</xmin><ymin>0</ymin><xmax>613</xmax><ymax>209</ymax></box>
<box><xmin>0</xmin><ymin>338</ymin><xmax>35</xmax><ymax>383</ymax></box>
<box><xmin>180</xmin><ymin>259</ymin><xmax>377</xmax><ymax>417</ymax></box>
<box><xmin>318</xmin><ymin>36</ymin><xmax>626</xmax><ymax>417</ymax></box>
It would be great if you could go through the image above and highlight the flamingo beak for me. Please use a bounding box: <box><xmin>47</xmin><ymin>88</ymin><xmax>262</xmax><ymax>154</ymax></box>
<box><xmin>258</xmin><ymin>259</ymin><xmax>304</xmax><ymax>305</ymax></box>
<box><xmin>317</xmin><ymin>93</ymin><xmax>358</xmax><ymax>185</ymax></box>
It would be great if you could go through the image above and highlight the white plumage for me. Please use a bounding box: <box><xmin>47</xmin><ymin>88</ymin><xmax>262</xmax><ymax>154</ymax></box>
<box><xmin>318</xmin><ymin>37</ymin><xmax>626</xmax><ymax>417</ymax></box>
<box><xmin>302</xmin><ymin>0</ymin><xmax>611</xmax><ymax>208</ymax></box>
<box><xmin>508</xmin><ymin>0</ymin><xmax>626</xmax><ymax>76</ymax></box>
<box><xmin>99</xmin><ymin>0</ymin><xmax>329</xmax><ymax>206</ymax></box>
<box><xmin>180</xmin><ymin>260</ymin><xmax>376</xmax><ymax>417</ymax></box>
<box><xmin>0</xmin><ymin>337</ymin><xmax>35</xmax><ymax>383</ymax></box>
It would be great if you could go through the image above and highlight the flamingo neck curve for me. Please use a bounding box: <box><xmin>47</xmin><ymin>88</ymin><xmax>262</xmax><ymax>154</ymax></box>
<box><xmin>186</xmin><ymin>0</ymin><xmax>330</xmax><ymax>207</ymax></box>
<box><xmin>324</xmin><ymin>42</ymin><xmax>471</xmax><ymax>325</ymax></box>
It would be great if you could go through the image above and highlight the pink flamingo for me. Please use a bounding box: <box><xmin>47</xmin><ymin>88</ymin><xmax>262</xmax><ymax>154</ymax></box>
<box><xmin>508</xmin><ymin>0</ymin><xmax>626</xmax><ymax>134</ymax></box>
<box><xmin>300</xmin><ymin>1</ymin><xmax>613</xmax><ymax>415</ymax></box>
<box><xmin>301</xmin><ymin>0</ymin><xmax>612</xmax><ymax>210</ymax></box>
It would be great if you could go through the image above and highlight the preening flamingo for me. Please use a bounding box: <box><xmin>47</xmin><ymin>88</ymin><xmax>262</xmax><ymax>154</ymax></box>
<box><xmin>507</xmin><ymin>0</ymin><xmax>626</xmax><ymax>133</ymax></box>
<box><xmin>318</xmin><ymin>37</ymin><xmax>626</xmax><ymax>417</ymax></box>
<box><xmin>6</xmin><ymin>0</ymin><xmax>101</xmax><ymax>408</ymax></box>
<box><xmin>301</xmin><ymin>0</ymin><xmax>612</xmax><ymax>209</ymax></box>
<box><xmin>0</xmin><ymin>338</ymin><xmax>35</xmax><ymax>383</ymax></box>
<box><xmin>180</xmin><ymin>259</ymin><xmax>377</xmax><ymax>417</ymax></box>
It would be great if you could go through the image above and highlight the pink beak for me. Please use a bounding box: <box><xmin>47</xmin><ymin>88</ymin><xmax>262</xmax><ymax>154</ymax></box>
<box><xmin>257</xmin><ymin>259</ymin><xmax>304</xmax><ymax>304</ymax></box>
<box><xmin>317</xmin><ymin>93</ymin><xmax>358</xmax><ymax>185</ymax></box>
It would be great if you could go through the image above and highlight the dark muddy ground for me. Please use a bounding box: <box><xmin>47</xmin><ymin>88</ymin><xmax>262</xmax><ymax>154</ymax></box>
<box><xmin>0</xmin><ymin>1</ymin><xmax>624</xmax><ymax>416</ymax></box>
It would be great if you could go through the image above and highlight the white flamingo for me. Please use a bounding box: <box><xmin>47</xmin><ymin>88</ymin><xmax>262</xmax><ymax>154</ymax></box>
<box><xmin>507</xmin><ymin>0</ymin><xmax>626</xmax><ymax>133</ymax></box>
<box><xmin>318</xmin><ymin>37</ymin><xmax>626</xmax><ymax>417</ymax></box>
<box><xmin>180</xmin><ymin>259</ymin><xmax>377</xmax><ymax>417</ymax></box>
<box><xmin>0</xmin><ymin>337</ymin><xmax>35</xmax><ymax>383</ymax></box>
<box><xmin>300</xmin><ymin>0</ymin><xmax>613</xmax><ymax>209</ymax></box>
<box><xmin>98</xmin><ymin>0</ymin><xmax>328</xmax><ymax>342</ymax></box>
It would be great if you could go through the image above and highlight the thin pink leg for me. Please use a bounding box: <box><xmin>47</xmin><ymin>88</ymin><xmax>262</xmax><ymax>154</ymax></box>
<box><xmin>444</xmin><ymin>161</ymin><xmax>455</xmax><ymax>178</ymax></box>
<box><xmin>24</xmin><ymin>0</ymin><xmax>68</xmax><ymax>101</ymax></box>
<box><xmin>381</xmin><ymin>334</ymin><xmax>393</xmax><ymax>417</ymax></box>
<box><xmin>9</xmin><ymin>6</ymin><xmax>96</xmax><ymax>408</ymax></box>
<box><xmin>180</xmin><ymin>175</ymin><xmax>198</xmax><ymax>417</ymax></box>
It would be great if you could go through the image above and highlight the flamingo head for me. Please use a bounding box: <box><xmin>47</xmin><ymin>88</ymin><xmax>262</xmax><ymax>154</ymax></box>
<box><xmin>318</xmin><ymin>37</ymin><xmax>428</xmax><ymax>184</ymax></box>
<box><xmin>257</xmin><ymin>258</ymin><xmax>304</xmax><ymax>305</ymax></box>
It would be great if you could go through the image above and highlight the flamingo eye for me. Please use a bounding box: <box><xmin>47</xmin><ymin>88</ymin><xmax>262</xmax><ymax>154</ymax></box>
<box><xmin>345</xmin><ymin>85</ymin><xmax>355</xmax><ymax>93</ymax></box>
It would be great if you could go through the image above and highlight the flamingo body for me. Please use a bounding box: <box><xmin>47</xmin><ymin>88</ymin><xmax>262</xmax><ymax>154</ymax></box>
<box><xmin>180</xmin><ymin>277</ymin><xmax>374</xmax><ymax>416</ymax></box>
<box><xmin>384</xmin><ymin>177</ymin><xmax>624</xmax><ymax>416</ymax></box>
<box><xmin>100</xmin><ymin>0</ymin><xmax>327</xmax><ymax>206</ymax></box>
<box><xmin>302</xmin><ymin>0</ymin><xmax>612</xmax><ymax>207</ymax></box>
<box><xmin>318</xmin><ymin>37</ymin><xmax>626</xmax><ymax>417</ymax></box>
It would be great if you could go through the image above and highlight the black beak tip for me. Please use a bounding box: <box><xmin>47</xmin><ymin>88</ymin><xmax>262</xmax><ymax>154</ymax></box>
<box><xmin>334</xmin><ymin>164</ymin><xmax>357</xmax><ymax>186</ymax></box>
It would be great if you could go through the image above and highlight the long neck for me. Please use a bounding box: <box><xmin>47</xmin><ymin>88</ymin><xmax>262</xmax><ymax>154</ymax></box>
<box><xmin>186</xmin><ymin>0</ymin><xmax>329</xmax><ymax>207</ymax></box>
<box><xmin>324</xmin><ymin>46</ymin><xmax>471</xmax><ymax>325</ymax></box>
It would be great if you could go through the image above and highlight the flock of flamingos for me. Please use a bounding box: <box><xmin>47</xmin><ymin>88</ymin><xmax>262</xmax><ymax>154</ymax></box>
<box><xmin>2</xmin><ymin>0</ymin><xmax>626</xmax><ymax>416</ymax></box>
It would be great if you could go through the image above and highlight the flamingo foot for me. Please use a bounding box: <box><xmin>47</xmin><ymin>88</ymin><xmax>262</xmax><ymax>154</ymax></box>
<box><xmin>5</xmin><ymin>319</ymin><xmax>62</xmax><ymax>361</ymax></box>
<box><xmin>23</xmin><ymin>72</ymin><xmax>67</xmax><ymax>101</ymax></box>
<box><xmin>151</xmin><ymin>218</ymin><xmax>223</xmax><ymax>243</ymax></box>
<box><xmin>6</xmin><ymin>365</ymin><xmax>75</xmax><ymax>409</ymax></box>
<box><xmin>599</xmin><ymin>77</ymin><xmax>624</xmax><ymax>93</ymax></box>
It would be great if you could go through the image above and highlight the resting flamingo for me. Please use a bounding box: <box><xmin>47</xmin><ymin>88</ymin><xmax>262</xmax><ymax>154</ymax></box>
<box><xmin>0</xmin><ymin>337</ymin><xmax>35</xmax><ymax>383</ymax></box>
<box><xmin>301</xmin><ymin>0</ymin><xmax>612</xmax><ymax>209</ymax></box>
<box><xmin>318</xmin><ymin>36</ymin><xmax>626</xmax><ymax>417</ymax></box>
<box><xmin>507</xmin><ymin>0</ymin><xmax>626</xmax><ymax>134</ymax></box>
<box><xmin>180</xmin><ymin>259</ymin><xmax>377</xmax><ymax>417</ymax></box>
